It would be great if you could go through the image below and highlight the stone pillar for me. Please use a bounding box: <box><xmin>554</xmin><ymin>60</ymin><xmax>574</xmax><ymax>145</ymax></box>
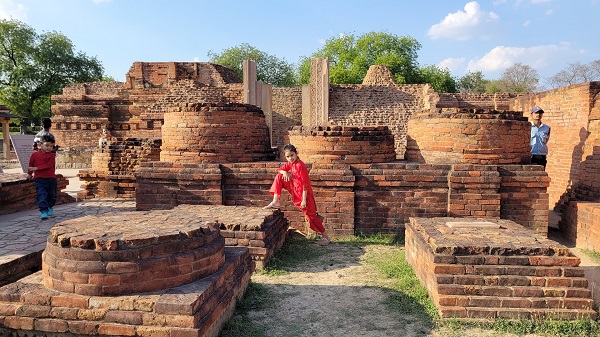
<box><xmin>261</xmin><ymin>83</ymin><xmax>273</xmax><ymax>146</ymax></box>
<box><xmin>1</xmin><ymin>118</ymin><xmax>9</xmax><ymax>160</ymax></box>
<box><xmin>243</xmin><ymin>59</ymin><xmax>257</xmax><ymax>105</ymax></box>
<box><xmin>307</xmin><ymin>58</ymin><xmax>329</xmax><ymax>127</ymax></box>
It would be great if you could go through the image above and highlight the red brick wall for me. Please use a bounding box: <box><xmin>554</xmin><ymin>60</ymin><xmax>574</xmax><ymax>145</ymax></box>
<box><xmin>561</xmin><ymin>202</ymin><xmax>600</xmax><ymax>249</ymax></box>
<box><xmin>271</xmin><ymin>87</ymin><xmax>302</xmax><ymax>149</ymax></box>
<box><xmin>510</xmin><ymin>82</ymin><xmax>600</xmax><ymax>209</ymax></box>
<box><xmin>328</xmin><ymin>84</ymin><xmax>430</xmax><ymax>158</ymax></box>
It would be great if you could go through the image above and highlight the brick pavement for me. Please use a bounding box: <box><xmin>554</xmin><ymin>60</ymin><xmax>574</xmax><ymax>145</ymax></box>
<box><xmin>0</xmin><ymin>199</ymin><xmax>136</xmax><ymax>284</ymax></box>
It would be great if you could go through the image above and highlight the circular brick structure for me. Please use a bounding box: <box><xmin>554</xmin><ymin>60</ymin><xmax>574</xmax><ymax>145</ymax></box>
<box><xmin>42</xmin><ymin>211</ymin><xmax>225</xmax><ymax>296</ymax></box>
<box><xmin>405</xmin><ymin>108</ymin><xmax>530</xmax><ymax>165</ymax></box>
<box><xmin>160</xmin><ymin>103</ymin><xmax>276</xmax><ymax>164</ymax></box>
<box><xmin>287</xmin><ymin>125</ymin><xmax>396</xmax><ymax>164</ymax></box>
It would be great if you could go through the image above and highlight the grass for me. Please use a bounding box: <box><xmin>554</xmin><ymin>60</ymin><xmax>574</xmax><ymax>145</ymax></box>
<box><xmin>581</xmin><ymin>249</ymin><xmax>600</xmax><ymax>264</ymax></box>
<box><xmin>220</xmin><ymin>233</ymin><xmax>600</xmax><ymax>337</ymax></box>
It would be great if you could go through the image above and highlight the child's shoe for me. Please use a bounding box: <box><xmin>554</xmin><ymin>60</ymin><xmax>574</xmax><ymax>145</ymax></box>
<box><xmin>40</xmin><ymin>212</ymin><xmax>48</xmax><ymax>220</ymax></box>
<box><xmin>47</xmin><ymin>208</ymin><xmax>54</xmax><ymax>216</ymax></box>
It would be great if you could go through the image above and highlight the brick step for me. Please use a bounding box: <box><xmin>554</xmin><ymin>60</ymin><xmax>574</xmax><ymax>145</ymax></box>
<box><xmin>438</xmin><ymin>306</ymin><xmax>598</xmax><ymax>320</ymax></box>
<box><xmin>438</xmin><ymin>284</ymin><xmax>592</xmax><ymax>298</ymax></box>
<box><xmin>433</xmin><ymin>263</ymin><xmax>584</xmax><ymax>278</ymax></box>
<box><xmin>436</xmin><ymin>274</ymin><xmax>588</xmax><ymax>288</ymax></box>
<box><xmin>439</xmin><ymin>295</ymin><xmax>595</xmax><ymax>310</ymax></box>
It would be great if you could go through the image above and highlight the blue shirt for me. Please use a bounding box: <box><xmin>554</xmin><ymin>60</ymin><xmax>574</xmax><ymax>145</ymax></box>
<box><xmin>530</xmin><ymin>122</ymin><xmax>550</xmax><ymax>155</ymax></box>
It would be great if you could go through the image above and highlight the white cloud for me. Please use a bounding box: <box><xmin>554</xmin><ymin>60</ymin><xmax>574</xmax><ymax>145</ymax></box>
<box><xmin>427</xmin><ymin>1</ymin><xmax>500</xmax><ymax>41</ymax></box>
<box><xmin>0</xmin><ymin>0</ymin><xmax>27</xmax><ymax>21</ymax></box>
<box><xmin>523</xmin><ymin>20</ymin><xmax>531</xmax><ymax>27</ymax></box>
<box><xmin>438</xmin><ymin>57</ymin><xmax>466</xmax><ymax>73</ymax></box>
<box><xmin>465</xmin><ymin>43</ymin><xmax>577</xmax><ymax>76</ymax></box>
<box><xmin>192</xmin><ymin>56</ymin><xmax>201</xmax><ymax>62</ymax></box>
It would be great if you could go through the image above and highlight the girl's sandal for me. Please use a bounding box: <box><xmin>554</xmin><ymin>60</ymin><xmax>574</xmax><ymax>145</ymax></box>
<box><xmin>318</xmin><ymin>238</ymin><xmax>330</xmax><ymax>246</ymax></box>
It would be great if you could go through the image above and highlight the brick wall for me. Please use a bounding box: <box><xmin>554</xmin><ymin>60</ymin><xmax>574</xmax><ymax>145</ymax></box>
<box><xmin>510</xmin><ymin>82</ymin><xmax>600</xmax><ymax>209</ymax></box>
<box><xmin>561</xmin><ymin>202</ymin><xmax>600</xmax><ymax>250</ymax></box>
<box><xmin>0</xmin><ymin>173</ymin><xmax>72</xmax><ymax>214</ymax></box>
<box><xmin>272</xmin><ymin>87</ymin><xmax>302</xmax><ymax>149</ymax></box>
<box><xmin>328</xmin><ymin>84</ymin><xmax>430</xmax><ymax>158</ymax></box>
<box><xmin>436</xmin><ymin>92</ymin><xmax>518</xmax><ymax>110</ymax></box>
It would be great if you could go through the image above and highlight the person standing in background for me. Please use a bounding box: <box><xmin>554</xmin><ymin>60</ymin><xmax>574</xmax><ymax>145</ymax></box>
<box><xmin>530</xmin><ymin>106</ymin><xmax>551</xmax><ymax>169</ymax></box>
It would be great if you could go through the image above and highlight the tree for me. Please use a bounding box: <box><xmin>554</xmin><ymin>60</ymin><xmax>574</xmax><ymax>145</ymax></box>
<box><xmin>298</xmin><ymin>32</ymin><xmax>421</xmax><ymax>85</ymax></box>
<box><xmin>496</xmin><ymin>63</ymin><xmax>539</xmax><ymax>93</ymax></box>
<box><xmin>418</xmin><ymin>65</ymin><xmax>457</xmax><ymax>93</ymax></box>
<box><xmin>457</xmin><ymin>71</ymin><xmax>488</xmax><ymax>93</ymax></box>
<box><xmin>547</xmin><ymin>60</ymin><xmax>600</xmax><ymax>89</ymax></box>
<box><xmin>0</xmin><ymin>19</ymin><xmax>104</xmax><ymax>123</ymax></box>
<box><xmin>207</xmin><ymin>43</ymin><xmax>297</xmax><ymax>87</ymax></box>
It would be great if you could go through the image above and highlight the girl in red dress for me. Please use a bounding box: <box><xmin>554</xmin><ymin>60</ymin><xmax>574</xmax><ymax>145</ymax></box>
<box><xmin>264</xmin><ymin>144</ymin><xmax>331</xmax><ymax>246</ymax></box>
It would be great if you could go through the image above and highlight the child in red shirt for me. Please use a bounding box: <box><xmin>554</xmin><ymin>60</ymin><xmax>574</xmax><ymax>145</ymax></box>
<box><xmin>28</xmin><ymin>135</ymin><xmax>57</xmax><ymax>219</ymax></box>
<box><xmin>264</xmin><ymin>144</ymin><xmax>331</xmax><ymax>246</ymax></box>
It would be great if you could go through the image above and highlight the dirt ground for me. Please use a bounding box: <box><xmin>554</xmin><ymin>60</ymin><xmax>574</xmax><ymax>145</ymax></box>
<box><xmin>225</xmin><ymin>240</ymin><xmax>555</xmax><ymax>337</ymax></box>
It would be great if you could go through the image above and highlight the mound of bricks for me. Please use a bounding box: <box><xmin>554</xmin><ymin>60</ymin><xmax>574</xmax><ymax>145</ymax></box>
<box><xmin>172</xmin><ymin>205</ymin><xmax>289</xmax><ymax>269</ymax></box>
<box><xmin>0</xmin><ymin>205</ymin><xmax>260</xmax><ymax>337</ymax></box>
<box><xmin>160</xmin><ymin>103</ymin><xmax>275</xmax><ymax>164</ymax></box>
<box><xmin>406</xmin><ymin>217</ymin><xmax>597</xmax><ymax>320</ymax></box>
<box><xmin>287</xmin><ymin>125</ymin><xmax>396</xmax><ymax>164</ymax></box>
<box><xmin>406</xmin><ymin>108</ymin><xmax>531</xmax><ymax>165</ymax></box>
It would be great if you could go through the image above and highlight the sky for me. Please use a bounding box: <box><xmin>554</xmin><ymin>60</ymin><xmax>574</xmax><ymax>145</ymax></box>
<box><xmin>1</xmin><ymin>0</ymin><xmax>599</xmax><ymax>87</ymax></box>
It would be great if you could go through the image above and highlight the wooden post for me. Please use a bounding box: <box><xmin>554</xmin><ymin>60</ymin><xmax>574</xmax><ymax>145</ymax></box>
<box><xmin>2</xmin><ymin>117</ymin><xmax>10</xmax><ymax>159</ymax></box>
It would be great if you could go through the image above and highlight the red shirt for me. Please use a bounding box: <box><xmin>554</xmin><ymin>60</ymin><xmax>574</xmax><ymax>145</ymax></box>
<box><xmin>280</xmin><ymin>158</ymin><xmax>313</xmax><ymax>197</ymax></box>
<box><xmin>28</xmin><ymin>151</ymin><xmax>57</xmax><ymax>179</ymax></box>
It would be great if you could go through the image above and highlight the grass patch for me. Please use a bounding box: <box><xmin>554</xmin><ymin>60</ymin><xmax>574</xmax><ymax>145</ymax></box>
<box><xmin>441</xmin><ymin>318</ymin><xmax>600</xmax><ymax>337</ymax></box>
<box><xmin>257</xmin><ymin>234</ymin><xmax>330</xmax><ymax>276</ymax></box>
<box><xmin>219</xmin><ymin>282</ymin><xmax>272</xmax><ymax>337</ymax></box>
<box><xmin>361</xmin><ymin>243</ymin><xmax>438</xmax><ymax>321</ymax></box>
<box><xmin>581</xmin><ymin>248</ymin><xmax>600</xmax><ymax>264</ymax></box>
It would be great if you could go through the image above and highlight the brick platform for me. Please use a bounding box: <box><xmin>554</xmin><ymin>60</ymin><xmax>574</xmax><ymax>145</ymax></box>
<box><xmin>406</xmin><ymin>217</ymin><xmax>597</xmax><ymax>320</ymax></box>
<box><xmin>0</xmin><ymin>247</ymin><xmax>252</xmax><ymax>337</ymax></box>
<box><xmin>0</xmin><ymin>206</ymin><xmax>259</xmax><ymax>337</ymax></box>
<box><xmin>172</xmin><ymin>205</ymin><xmax>289</xmax><ymax>269</ymax></box>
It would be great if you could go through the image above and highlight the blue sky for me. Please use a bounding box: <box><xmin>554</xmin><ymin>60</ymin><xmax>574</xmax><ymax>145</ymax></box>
<box><xmin>1</xmin><ymin>0</ymin><xmax>599</xmax><ymax>87</ymax></box>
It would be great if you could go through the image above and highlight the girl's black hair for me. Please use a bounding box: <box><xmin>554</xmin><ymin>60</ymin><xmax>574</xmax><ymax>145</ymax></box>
<box><xmin>283</xmin><ymin>144</ymin><xmax>297</xmax><ymax>153</ymax></box>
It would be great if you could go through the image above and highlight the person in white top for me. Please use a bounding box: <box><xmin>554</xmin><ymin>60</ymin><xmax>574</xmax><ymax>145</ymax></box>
<box><xmin>530</xmin><ymin>106</ymin><xmax>551</xmax><ymax>169</ymax></box>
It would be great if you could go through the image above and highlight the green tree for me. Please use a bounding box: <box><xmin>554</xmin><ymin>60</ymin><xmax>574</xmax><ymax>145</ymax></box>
<box><xmin>0</xmin><ymin>19</ymin><xmax>104</xmax><ymax>123</ymax></box>
<box><xmin>298</xmin><ymin>32</ymin><xmax>421</xmax><ymax>85</ymax></box>
<box><xmin>207</xmin><ymin>43</ymin><xmax>297</xmax><ymax>87</ymax></box>
<box><xmin>496</xmin><ymin>63</ymin><xmax>539</xmax><ymax>93</ymax></box>
<box><xmin>457</xmin><ymin>70</ymin><xmax>488</xmax><ymax>93</ymax></box>
<box><xmin>417</xmin><ymin>65</ymin><xmax>457</xmax><ymax>93</ymax></box>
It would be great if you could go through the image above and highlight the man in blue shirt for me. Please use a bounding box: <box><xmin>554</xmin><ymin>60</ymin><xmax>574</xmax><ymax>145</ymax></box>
<box><xmin>530</xmin><ymin>106</ymin><xmax>551</xmax><ymax>169</ymax></box>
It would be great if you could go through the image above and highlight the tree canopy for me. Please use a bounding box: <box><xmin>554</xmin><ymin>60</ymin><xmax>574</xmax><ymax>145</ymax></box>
<box><xmin>0</xmin><ymin>19</ymin><xmax>104</xmax><ymax>123</ymax></box>
<box><xmin>207</xmin><ymin>43</ymin><xmax>297</xmax><ymax>87</ymax></box>
<box><xmin>298</xmin><ymin>32</ymin><xmax>422</xmax><ymax>85</ymax></box>
<box><xmin>547</xmin><ymin>60</ymin><xmax>600</xmax><ymax>89</ymax></box>
<box><xmin>494</xmin><ymin>63</ymin><xmax>539</xmax><ymax>93</ymax></box>
<box><xmin>417</xmin><ymin>65</ymin><xmax>457</xmax><ymax>93</ymax></box>
<box><xmin>457</xmin><ymin>71</ymin><xmax>488</xmax><ymax>93</ymax></box>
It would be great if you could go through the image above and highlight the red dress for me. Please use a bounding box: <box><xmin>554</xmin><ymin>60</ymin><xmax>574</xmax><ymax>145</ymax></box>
<box><xmin>268</xmin><ymin>158</ymin><xmax>325</xmax><ymax>233</ymax></box>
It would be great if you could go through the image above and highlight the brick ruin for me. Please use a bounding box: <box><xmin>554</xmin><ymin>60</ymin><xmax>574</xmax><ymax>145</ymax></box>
<box><xmin>406</xmin><ymin>218</ymin><xmax>596</xmax><ymax>320</ymax></box>
<box><xmin>0</xmin><ymin>205</ymin><xmax>289</xmax><ymax>337</ymax></box>
<box><xmin>0</xmin><ymin>59</ymin><xmax>596</xmax><ymax>329</ymax></box>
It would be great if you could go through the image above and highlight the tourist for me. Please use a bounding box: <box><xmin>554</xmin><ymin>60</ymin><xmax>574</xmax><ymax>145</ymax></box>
<box><xmin>530</xmin><ymin>106</ymin><xmax>551</xmax><ymax>169</ymax></box>
<box><xmin>32</xmin><ymin>117</ymin><xmax>56</xmax><ymax>152</ymax></box>
<box><xmin>27</xmin><ymin>135</ymin><xmax>57</xmax><ymax>220</ymax></box>
<box><xmin>264</xmin><ymin>144</ymin><xmax>332</xmax><ymax>246</ymax></box>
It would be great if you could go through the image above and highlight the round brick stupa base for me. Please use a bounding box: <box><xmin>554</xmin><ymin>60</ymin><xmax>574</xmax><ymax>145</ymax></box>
<box><xmin>42</xmin><ymin>211</ymin><xmax>225</xmax><ymax>296</ymax></box>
